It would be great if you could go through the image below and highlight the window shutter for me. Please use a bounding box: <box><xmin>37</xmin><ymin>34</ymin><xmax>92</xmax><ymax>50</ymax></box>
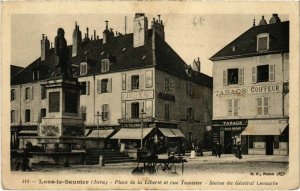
<box><xmin>252</xmin><ymin>67</ymin><xmax>257</xmax><ymax>83</ymax></box>
<box><xmin>97</xmin><ymin>79</ymin><xmax>101</xmax><ymax>94</ymax></box>
<box><xmin>122</xmin><ymin>102</ymin><xmax>126</xmax><ymax>118</ymax></box>
<box><xmin>234</xmin><ymin>99</ymin><xmax>239</xmax><ymax>116</ymax></box>
<box><xmin>122</xmin><ymin>74</ymin><xmax>126</xmax><ymax>90</ymax></box>
<box><xmin>227</xmin><ymin>99</ymin><xmax>232</xmax><ymax>116</ymax></box>
<box><xmin>108</xmin><ymin>78</ymin><xmax>112</xmax><ymax>93</ymax></box>
<box><xmin>139</xmin><ymin>74</ymin><xmax>144</xmax><ymax>89</ymax></box>
<box><xmin>127</xmin><ymin>75</ymin><xmax>131</xmax><ymax>90</ymax></box>
<box><xmin>86</xmin><ymin>81</ymin><xmax>90</xmax><ymax>95</ymax></box>
<box><xmin>126</xmin><ymin>102</ymin><xmax>131</xmax><ymax>118</ymax></box>
<box><xmin>238</xmin><ymin>68</ymin><xmax>244</xmax><ymax>85</ymax></box>
<box><xmin>31</xmin><ymin>87</ymin><xmax>34</xmax><ymax>100</ymax></box>
<box><xmin>223</xmin><ymin>70</ymin><xmax>227</xmax><ymax>86</ymax></box>
<box><xmin>269</xmin><ymin>64</ymin><xmax>275</xmax><ymax>82</ymax></box>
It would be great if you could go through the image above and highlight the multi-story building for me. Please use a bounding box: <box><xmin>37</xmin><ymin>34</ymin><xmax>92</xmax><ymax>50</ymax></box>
<box><xmin>210</xmin><ymin>14</ymin><xmax>289</xmax><ymax>155</ymax></box>
<box><xmin>11</xmin><ymin>13</ymin><xmax>212</xmax><ymax>150</ymax></box>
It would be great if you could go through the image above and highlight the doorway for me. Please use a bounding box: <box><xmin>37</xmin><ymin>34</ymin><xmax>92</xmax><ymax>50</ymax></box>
<box><xmin>266</xmin><ymin>136</ymin><xmax>274</xmax><ymax>155</ymax></box>
<box><xmin>224</xmin><ymin>131</ymin><xmax>232</xmax><ymax>154</ymax></box>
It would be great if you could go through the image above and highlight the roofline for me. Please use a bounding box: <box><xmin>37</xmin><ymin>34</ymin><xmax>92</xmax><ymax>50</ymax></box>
<box><xmin>210</xmin><ymin>50</ymin><xmax>289</xmax><ymax>62</ymax></box>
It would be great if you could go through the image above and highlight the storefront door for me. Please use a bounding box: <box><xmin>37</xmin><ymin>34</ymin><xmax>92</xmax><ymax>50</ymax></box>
<box><xmin>266</xmin><ymin>136</ymin><xmax>274</xmax><ymax>155</ymax></box>
<box><xmin>224</xmin><ymin>131</ymin><xmax>232</xmax><ymax>154</ymax></box>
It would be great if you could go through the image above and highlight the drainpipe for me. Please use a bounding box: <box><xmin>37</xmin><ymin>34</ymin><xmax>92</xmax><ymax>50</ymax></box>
<box><xmin>93</xmin><ymin>75</ymin><xmax>96</xmax><ymax>125</ymax></box>
<box><xmin>281</xmin><ymin>52</ymin><xmax>284</xmax><ymax>117</ymax></box>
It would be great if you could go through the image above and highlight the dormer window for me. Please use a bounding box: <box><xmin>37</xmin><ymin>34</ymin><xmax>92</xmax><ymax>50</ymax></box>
<box><xmin>33</xmin><ymin>70</ymin><xmax>39</xmax><ymax>81</ymax></box>
<box><xmin>80</xmin><ymin>62</ymin><xmax>87</xmax><ymax>75</ymax></box>
<box><xmin>257</xmin><ymin>33</ymin><xmax>269</xmax><ymax>52</ymax></box>
<box><xmin>101</xmin><ymin>59</ymin><xmax>110</xmax><ymax>73</ymax></box>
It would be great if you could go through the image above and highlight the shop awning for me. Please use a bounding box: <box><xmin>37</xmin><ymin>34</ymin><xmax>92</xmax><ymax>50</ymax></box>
<box><xmin>158</xmin><ymin>128</ymin><xmax>185</xmax><ymax>138</ymax></box>
<box><xmin>18</xmin><ymin>130</ymin><xmax>38</xmax><ymax>135</ymax></box>
<box><xmin>111</xmin><ymin>128</ymin><xmax>154</xmax><ymax>140</ymax></box>
<box><xmin>241</xmin><ymin>123</ymin><xmax>288</xmax><ymax>136</ymax></box>
<box><xmin>171</xmin><ymin>129</ymin><xmax>185</xmax><ymax>137</ymax></box>
<box><xmin>85</xmin><ymin>129</ymin><xmax>115</xmax><ymax>138</ymax></box>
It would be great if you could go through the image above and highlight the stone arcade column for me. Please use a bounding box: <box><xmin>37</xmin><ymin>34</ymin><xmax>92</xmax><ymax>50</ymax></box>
<box><xmin>37</xmin><ymin>78</ymin><xmax>85</xmax><ymax>152</ymax></box>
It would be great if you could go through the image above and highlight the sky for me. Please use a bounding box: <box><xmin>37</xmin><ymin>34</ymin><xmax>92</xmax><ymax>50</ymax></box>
<box><xmin>11</xmin><ymin>14</ymin><xmax>288</xmax><ymax>77</ymax></box>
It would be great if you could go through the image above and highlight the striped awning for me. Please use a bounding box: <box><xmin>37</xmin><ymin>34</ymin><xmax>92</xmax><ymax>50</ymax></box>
<box><xmin>85</xmin><ymin>129</ymin><xmax>115</xmax><ymax>138</ymax></box>
<box><xmin>158</xmin><ymin>128</ymin><xmax>185</xmax><ymax>138</ymax></box>
<box><xmin>111</xmin><ymin>128</ymin><xmax>154</xmax><ymax>140</ymax></box>
<box><xmin>241</xmin><ymin>122</ymin><xmax>288</xmax><ymax>136</ymax></box>
<box><xmin>18</xmin><ymin>130</ymin><xmax>38</xmax><ymax>135</ymax></box>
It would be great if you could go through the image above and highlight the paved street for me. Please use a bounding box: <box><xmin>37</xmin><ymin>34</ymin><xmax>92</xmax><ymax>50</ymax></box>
<box><xmin>18</xmin><ymin>152</ymin><xmax>288</xmax><ymax>175</ymax></box>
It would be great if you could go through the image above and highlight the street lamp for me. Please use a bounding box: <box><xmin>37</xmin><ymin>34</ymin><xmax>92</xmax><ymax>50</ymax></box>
<box><xmin>95</xmin><ymin>111</ymin><xmax>102</xmax><ymax>148</ymax></box>
<box><xmin>140</xmin><ymin>108</ymin><xmax>146</xmax><ymax>149</ymax></box>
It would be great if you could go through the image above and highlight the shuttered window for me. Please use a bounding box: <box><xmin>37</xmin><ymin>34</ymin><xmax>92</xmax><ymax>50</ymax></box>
<box><xmin>102</xmin><ymin>104</ymin><xmax>109</xmax><ymax>121</ymax></box>
<box><xmin>256</xmin><ymin>97</ymin><xmax>269</xmax><ymax>116</ymax></box>
<box><xmin>131</xmin><ymin>75</ymin><xmax>139</xmax><ymax>90</ymax></box>
<box><xmin>227</xmin><ymin>99</ymin><xmax>239</xmax><ymax>117</ymax></box>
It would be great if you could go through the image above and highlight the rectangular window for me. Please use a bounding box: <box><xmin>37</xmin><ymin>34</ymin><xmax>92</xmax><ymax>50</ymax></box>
<box><xmin>186</xmin><ymin>107</ymin><xmax>194</xmax><ymax>121</ymax></box>
<box><xmin>131</xmin><ymin>102</ymin><xmax>139</xmax><ymax>118</ymax></box>
<box><xmin>25</xmin><ymin>87</ymin><xmax>31</xmax><ymax>100</ymax></box>
<box><xmin>25</xmin><ymin>109</ymin><xmax>30</xmax><ymax>122</ymax></box>
<box><xmin>258</xmin><ymin>37</ymin><xmax>268</xmax><ymax>51</ymax></box>
<box><xmin>11</xmin><ymin>89</ymin><xmax>16</xmax><ymax>101</ymax></box>
<box><xmin>227</xmin><ymin>99</ymin><xmax>239</xmax><ymax>117</ymax></box>
<box><xmin>256</xmin><ymin>97</ymin><xmax>269</xmax><ymax>115</ymax></box>
<box><xmin>80</xmin><ymin>62</ymin><xmax>87</xmax><ymax>75</ymax></box>
<box><xmin>227</xmin><ymin>68</ymin><xmax>238</xmax><ymax>85</ymax></box>
<box><xmin>131</xmin><ymin>75</ymin><xmax>139</xmax><ymax>90</ymax></box>
<box><xmin>101</xmin><ymin>59</ymin><xmax>110</xmax><ymax>73</ymax></box>
<box><xmin>80</xmin><ymin>82</ymin><xmax>87</xmax><ymax>95</ymax></box>
<box><xmin>101</xmin><ymin>79</ymin><xmax>108</xmax><ymax>93</ymax></box>
<box><xmin>122</xmin><ymin>74</ymin><xmax>126</xmax><ymax>90</ymax></box>
<box><xmin>165</xmin><ymin>103</ymin><xmax>170</xmax><ymax>120</ymax></box>
<box><xmin>41</xmin><ymin>108</ymin><xmax>46</xmax><ymax>118</ymax></box>
<box><xmin>11</xmin><ymin>110</ymin><xmax>15</xmax><ymax>123</ymax></box>
<box><xmin>102</xmin><ymin>104</ymin><xmax>109</xmax><ymax>121</ymax></box>
<box><xmin>80</xmin><ymin>106</ymin><xmax>87</xmax><ymax>121</ymax></box>
<box><xmin>145</xmin><ymin>70</ymin><xmax>153</xmax><ymax>88</ymax></box>
<box><xmin>164</xmin><ymin>77</ymin><xmax>170</xmax><ymax>93</ymax></box>
<box><xmin>257</xmin><ymin>65</ymin><xmax>269</xmax><ymax>82</ymax></box>
<box><xmin>186</xmin><ymin>82</ymin><xmax>194</xmax><ymax>96</ymax></box>
<box><xmin>33</xmin><ymin>70</ymin><xmax>39</xmax><ymax>80</ymax></box>
<box><xmin>41</xmin><ymin>86</ymin><xmax>46</xmax><ymax>99</ymax></box>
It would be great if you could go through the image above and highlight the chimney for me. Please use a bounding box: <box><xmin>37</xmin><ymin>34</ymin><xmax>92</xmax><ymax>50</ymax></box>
<box><xmin>133</xmin><ymin>13</ymin><xmax>148</xmax><ymax>48</ymax></box>
<box><xmin>41</xmin><ymin>34</ymin><xmax>50</xmax><ymax>61</ymax></box>
<box><xmin>253</xmin><ymin>17</ymin><xmax>256</xmax><ymax>27</ymax></box>
<box><xmin>259</xmin><ymin>15</ymin><xmax>267</xmax><ymax>26</ymax></box>
<box><xmin>269</xmin><ymin>13</ymin><xmax>281</xmax><ymax>24</ymax></box>
<box><xmin>72</xmin><ymin>21</ymin><xmax>82</xmax><ymax>57</ymax></box>
<box><xmin>103</xmin><ymin>20</ymin><xmax>114</xmax><ymax>44</ymax></box>
<box><xmin>94</xmin><ymin>30</ymin><xmax>96</xmax><ymax>40</ymax></box>
<box><xmin>151</xmin><ymin>15</ymin><xmax>165</xmax><ymax>40</ymax></box>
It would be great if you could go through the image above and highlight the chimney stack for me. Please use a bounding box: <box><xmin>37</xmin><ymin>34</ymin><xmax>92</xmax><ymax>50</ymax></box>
<box><xmin>133</xmin><ymin>13</ymin><xmax>148</xmax><ymax>48</ymax></box>
<box><xmin>72</xmin><ymin>21</ymin><xmax>82</xmax><ymax>57</ymax></box>
<box><xmin>41</xmin><ymin>34</ymin><xmax>50</xmax><ymax>61</ymax></box>
<box><xmin>103</xmin><ymin>20</ymin><xmax>114</xmax><ymax>44</ymax></box>
<box><xmin>259</xmin><ymin>15</ymin><xmax>267</xmax><ymax>26</ymax></box>
<box><xmin>151</xmin><ymin>15</ymin><xmax>165</xmax><ymax>40</ymax></box>
<box><xmin>269</xmin><ymin>13</ymin><xmax>281</xmax><ymax>24</ymax></box>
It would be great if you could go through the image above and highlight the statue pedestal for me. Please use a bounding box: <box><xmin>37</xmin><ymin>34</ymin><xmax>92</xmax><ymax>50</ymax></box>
<box><xmin>37</xmin><ymin>78</ymin><xmax>85</xmax><ymax>152</ymax></box>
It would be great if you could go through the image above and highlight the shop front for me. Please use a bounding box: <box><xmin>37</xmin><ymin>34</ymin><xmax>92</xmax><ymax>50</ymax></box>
<box><xmin>241</xmin><ymin>119</ymin><xmax>288</xmax><ymax>155</ymax></box>
<box><xmin>212</xmin><ymin>119</ymin><xmax>248</xmax><ymax>154</ymax></box>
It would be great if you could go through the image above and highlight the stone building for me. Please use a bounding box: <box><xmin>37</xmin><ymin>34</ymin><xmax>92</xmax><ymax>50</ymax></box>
<box><xmin>210</xmin><ymin>14</ymin><xmax>289</xmax><ymax>155</ymax></box>
<box><xmin>11</xmin><ymin>13</ymin><xmax>212</xmax><ymax>151</ymax></box>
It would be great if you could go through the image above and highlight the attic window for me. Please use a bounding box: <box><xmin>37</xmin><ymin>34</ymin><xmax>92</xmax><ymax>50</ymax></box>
<box><xmin>100</xmin><ymin>51</ymin><xmax>105</xmax><ymax>55</ymax></box>
<box><xmin>232</xmin><ymin>46</ymin><xmax>236</xmax><ymax>52</ymax></box>
<box><xmin>101</xmin><ymin>59</ymin><xmax>110</xmax><ymax>73</ymax></box>
<box><xmin>257</xmin><ymin>33</ymin><xmax>269</xmax><ymax>52</ymax></box>
<box><xmin>142</xmin><ymin>55</ymin><xmax>146</xmax><ymax>60</ymax></box>
<box><xmin>122</xmin><ymin>48</ymin><xmax>126</xmax><ymax>52</ymax></box>
<box><xmin>80</xmin><ymin>62</ymin><xmax>87</xmax><ymax>76</ymax></box>
<box><xmin>33</xmin><ymin>70</ymin><xmax>39</xmax><ymax>81</ymax></box>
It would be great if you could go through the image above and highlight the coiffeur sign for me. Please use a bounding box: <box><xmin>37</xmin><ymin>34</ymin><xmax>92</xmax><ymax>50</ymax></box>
<box><xmin>215</xmin><ymin>84</ymin><xmax>282</xmax><ymax>97</ymax></box>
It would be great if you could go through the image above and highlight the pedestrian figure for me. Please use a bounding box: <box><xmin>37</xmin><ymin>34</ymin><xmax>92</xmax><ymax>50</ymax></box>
<box><xmin>21</xmin><ymin>147</ymin><xmax>32</xmax><ymax>171</ymax></box>
<box><xmin>216</xmin><ymin>142</ymin><xmax>222</xmax><ymax>158</ymax></box>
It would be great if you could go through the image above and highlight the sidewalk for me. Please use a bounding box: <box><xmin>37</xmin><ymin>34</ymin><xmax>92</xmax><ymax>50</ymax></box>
<box><xmin>157</xmin><ymin>151</ymin><xmax>288</xmax><ymax>164</ymax></box>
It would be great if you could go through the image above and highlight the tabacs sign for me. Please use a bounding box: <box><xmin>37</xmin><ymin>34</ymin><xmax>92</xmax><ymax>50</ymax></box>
<box><xmin>212</xmin><ymin>119</ymin><xmax>248</xmax><ymax>127</ymax></box>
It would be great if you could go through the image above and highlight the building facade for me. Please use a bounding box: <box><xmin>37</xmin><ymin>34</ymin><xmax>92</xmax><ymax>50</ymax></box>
<box><xmin>210</xmin><ymin>14</ymin><xmax>289</xmax><ymax>155</ymax></box>
<box><xmin>11</xmin><ymin>13</ymin><xmax>212</xmax><ymax>151</ymax></box>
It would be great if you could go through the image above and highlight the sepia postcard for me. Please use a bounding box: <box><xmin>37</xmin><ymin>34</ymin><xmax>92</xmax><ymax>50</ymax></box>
<box><xmin>1</xmin><ymin>1</ymin><xmax>299</xmax><ymax>190</ymax></box>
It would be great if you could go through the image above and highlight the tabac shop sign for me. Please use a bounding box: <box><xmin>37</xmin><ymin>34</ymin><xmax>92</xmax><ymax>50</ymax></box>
<box><xmin>215</xmin><ymin>84</ymin><xmax>282</xmax><ymax>97</ymax></box>
<box><xmin>122</xmin><ymin>90</ymin><xmax>154</xmax><ymax>101</ymax></box>
<box><xmin>212</xmin><ymin>119</ymin><xmax>248</xmax><ymax>127</ymax></box>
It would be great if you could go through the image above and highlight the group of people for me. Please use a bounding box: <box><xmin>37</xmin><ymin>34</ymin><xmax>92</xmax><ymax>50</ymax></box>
<box><xmin>213</xmin><ymin>142</ymin><xmax>243</xmax><ymax>159</ymax></box>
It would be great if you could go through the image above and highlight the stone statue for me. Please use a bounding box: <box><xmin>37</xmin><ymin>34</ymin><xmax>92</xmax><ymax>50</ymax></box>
<box><xmin>55</xmin><ymin>28</ymin><xmax>70</xmax><ymax>78</ymax></box>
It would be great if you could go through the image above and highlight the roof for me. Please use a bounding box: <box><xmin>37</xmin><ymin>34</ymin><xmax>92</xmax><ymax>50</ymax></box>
<box><xmin>10</xmin><ymin>65</ymin><xmax>24</xmax><ymax>78</ymax></box>
<box><xmin>210</xmin><ymin>21</ymin><xmax>289</xmax><ymax>61</ymax></box>
<box><xmin>11</xmin><ymin>29</ymin><xmax>212</xmax><ymax>88</ymax></box>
